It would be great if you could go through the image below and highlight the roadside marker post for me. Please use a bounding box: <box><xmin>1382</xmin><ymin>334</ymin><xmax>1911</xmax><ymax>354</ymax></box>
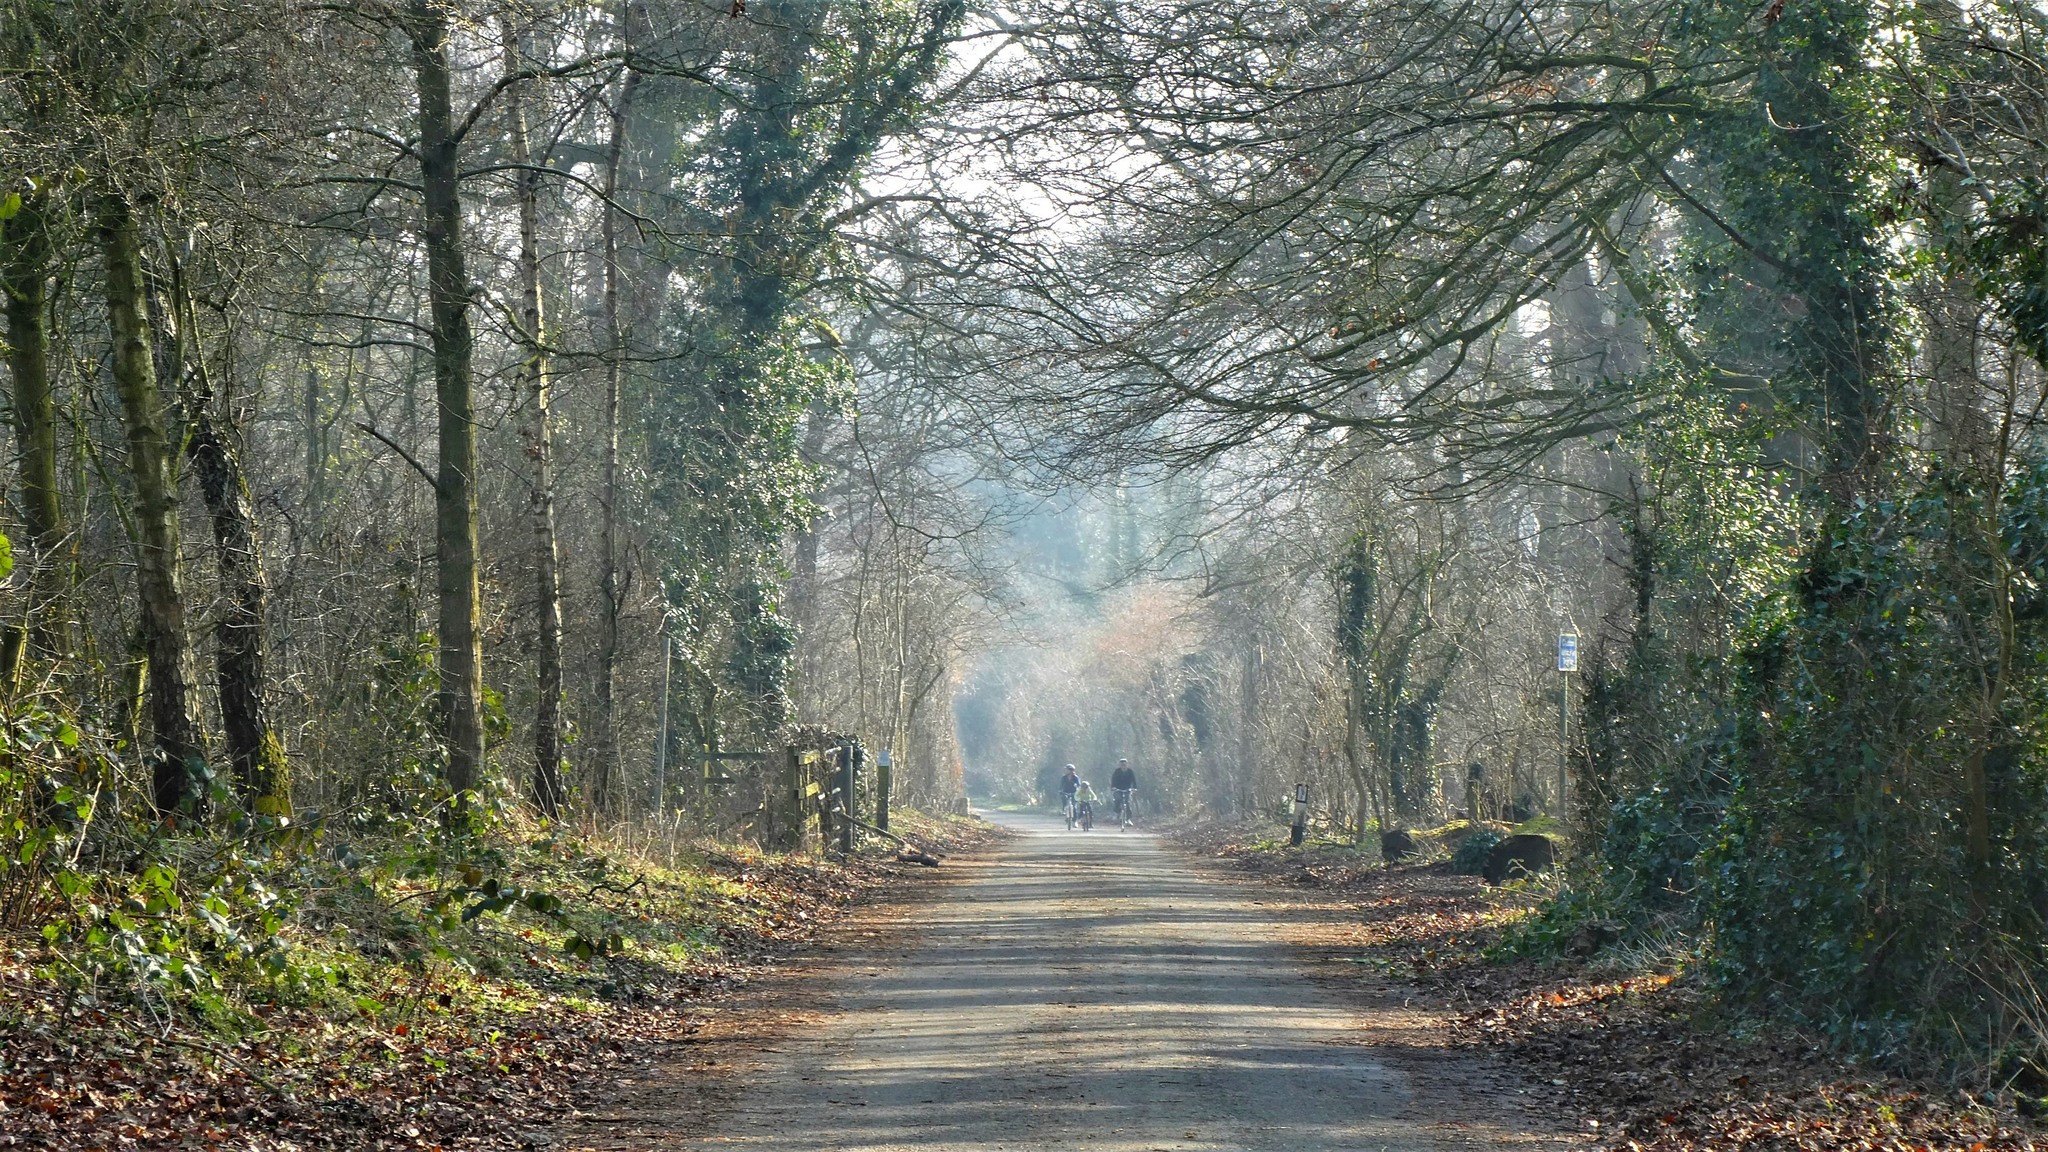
<box><xmin>840</xmin><ymin>741</ymin><xmax>857</xmax><ymax>855</ymax></box>
<box><xmin>1291</xmin><ymin>783</ymin><xmax>1309</xmax><ymax>847</ymax></box>
<box><xmin>876</xmin><ymin>748</ymin><xmax>892</xmax><ymax>833</ymax></box>
<box><xmin>1557</xmin><ymin>632</ymin><xmax>1578</xmax><ymax>814</ymax></box>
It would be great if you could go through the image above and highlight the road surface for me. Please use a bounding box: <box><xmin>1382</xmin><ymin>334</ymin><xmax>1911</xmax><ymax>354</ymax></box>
<box><xmin>575</xmin><ymin>810</ymin><xmax>1569</xmax><ymax>1151</ymax></box>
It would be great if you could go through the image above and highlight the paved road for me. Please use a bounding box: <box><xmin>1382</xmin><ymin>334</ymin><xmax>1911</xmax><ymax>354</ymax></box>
<box><xmin>629</xmin><ymin>811</ymin><xmax>1565</xmax><ymax>1151</ymax></box>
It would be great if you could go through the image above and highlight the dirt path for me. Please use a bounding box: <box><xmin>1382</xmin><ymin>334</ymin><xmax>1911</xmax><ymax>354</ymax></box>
<box><xmin>569</xmin><ymin>811</ymin><xmax>1573</xmax><ymax>1151</ymax></box>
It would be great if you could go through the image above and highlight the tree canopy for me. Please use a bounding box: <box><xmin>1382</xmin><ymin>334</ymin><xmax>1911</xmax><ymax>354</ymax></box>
<box><xmin>4</xmin><ymin>0</ymin><xmax>2048</xmax><ymax>1088</ymax></box>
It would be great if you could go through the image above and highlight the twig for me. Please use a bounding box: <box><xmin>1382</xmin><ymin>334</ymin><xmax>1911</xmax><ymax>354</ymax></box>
<box><xmin>585</xmin><ymin>875</ymin><xmax>645</xmax><ymax>899</ymax></box>
<box><xmin>158</xmin><ymin>1035</ymin><xmax>289</xmax><ymax>1092</ymax></box>
<box><xmin>353</xmin><ymin>422</ymin><xmax>439</xmax><ymax>491</ymax></box>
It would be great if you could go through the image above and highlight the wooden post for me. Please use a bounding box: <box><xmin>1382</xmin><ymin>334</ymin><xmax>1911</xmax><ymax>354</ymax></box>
<box><xmin>1291</xmin><ymin>782</ymin><xmax>1308</xmax><ymax>847</ymax></box>
<box><xmin>876</xmin><ymin>747</ymin><xmax>892</xmax><ymax>833</ymax></box>
<box><xmin>768</xmin><ymin>748</ymin><xmax>786</xmax><ymax>850</ymax></box>
<box><xmin>840</xmin><ymin>741</ymin><xmax>856</xmax><ymax>854</ymax></box>
<box><xmin>778</xmin><ymin>748</ymin><xmax>804</xmax><ymax>851</ymax></box>
<box><xmin>814</xmin><ymin>748</ymin><xmax>833</xmax><ymax>850</ymax></box>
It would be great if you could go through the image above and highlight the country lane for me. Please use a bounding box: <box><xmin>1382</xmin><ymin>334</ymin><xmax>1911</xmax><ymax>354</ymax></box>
<box><xmin>581</xmin><ymin>809</ymin><xmax>1572</xmax><ymax>1152</ymax></box>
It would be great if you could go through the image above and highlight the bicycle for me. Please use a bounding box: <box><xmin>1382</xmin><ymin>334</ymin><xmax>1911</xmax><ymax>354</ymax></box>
<box><xmin>1112</xmin><ymin>788</ymin><xmax>1135</xmax><ymax>830</ymax></box>
<box><xmin>1075</xmin><ymin>798</ymin><xmax>1094</xmax><ymax>832</ymax></box>
<box><xmin>1063</xmin><ymin>794</ymin><xmax>1079</xmax><ymax>830</ymax></box>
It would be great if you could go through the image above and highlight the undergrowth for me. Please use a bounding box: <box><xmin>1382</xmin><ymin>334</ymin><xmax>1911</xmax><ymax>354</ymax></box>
<box><xmin>1</xmin><ymin>705</ymin><xmax>976</xmax><ymax>1041</ymax></box>
<box><xmin>1</xmin><ymin>750</ymin><xmax>990</xmax><ymax>1150</ymax></box>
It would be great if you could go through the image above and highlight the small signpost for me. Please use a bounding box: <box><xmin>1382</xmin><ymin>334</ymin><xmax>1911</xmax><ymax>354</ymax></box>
<box><xmin>1557</xmin><ymin>632</ymin><xmax>1578</xmax><ymax>812</ymax></box>
<box><xmin>1291</xmin><ymin>782</ymin><xmax>1309</xmax><ymax>847</ymax></box>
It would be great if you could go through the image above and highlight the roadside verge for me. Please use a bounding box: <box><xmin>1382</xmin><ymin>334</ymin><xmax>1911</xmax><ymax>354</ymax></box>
<box><xmin>1168</xmin><ymin>823</ymin><xmax>2043</xmax><ymax>1152</ymax></box>
<box><xmin>0</xmin><ymin>812</ymin><xmax>1006</xmax><ymax>1152</ymax></box>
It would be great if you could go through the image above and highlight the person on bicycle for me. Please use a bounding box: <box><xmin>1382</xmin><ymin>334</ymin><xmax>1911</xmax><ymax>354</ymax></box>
<box><xmin>1110</xmin><ymin>758</ymin><xmax>1138</xmax><ymax>824</ymax></box>
<box><xmin>1058</xmin><ymin>764</ymin><xmax>1080</xmax><ymax>812</ymax></box>
<box><xmin>1073</xmin><ymin>779</ymin><xmax>1099</xmax><ymax>829</ymax></box>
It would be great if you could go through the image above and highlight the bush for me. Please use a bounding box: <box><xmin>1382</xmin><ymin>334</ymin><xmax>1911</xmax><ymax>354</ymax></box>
<box><xmin>1577</xmin><ymin>442</ymin><xmax>2048</xmax><ymax>1068</ymax></box>
<box><xmin>1</xmin><ymin>698</ymin><xmax>111</xmax><ymax>931</ymax></box>
<box><xmin>1706</xmin><ymin>465</ymin><xmax>2048</xmax><ymax>1064</ymax></box>
<box><xmin>1493</xmin><ymin>881</ymin><xmax>1624</xmax><ymax>961</ymax></box>
<box><xmin>1452</xmin><ymin>829</ymin><xmax>1502</xmax><ymax>875</ymax></box>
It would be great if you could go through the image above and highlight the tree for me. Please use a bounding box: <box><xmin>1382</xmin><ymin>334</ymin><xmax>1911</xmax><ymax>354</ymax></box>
<box><xmin>100</xmin><ymin>189</ymin><xmax>209</xmax><ymax>816</ymax></box>
<box><xmin>0</xmin><ymin>188</ymin><xmax>68</xmax><ymax>665</ymax></box>
<box><xmin>172</xmin><ymin>248</ymin><xmax>291</xmax><ymax>815</ymax></box>
<box><xmin>402</xmin><ymin>0</ymin><xmax>487</xmax><ymax>801</ymax></box>
<box><xmin>502</xmin><ymin>13</ymin><xmax>568</xmax><ymax>819</ymax></box>
<box><xmin>634</xmin><ymin>0</ymin><xmax>969</xmax><ymax>762</ymax></box>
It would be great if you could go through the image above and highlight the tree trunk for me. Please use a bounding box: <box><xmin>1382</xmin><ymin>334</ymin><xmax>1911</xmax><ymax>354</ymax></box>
<box><xmin>891</xmin><ymin>547</ymin><xmax>911</xmax><ymax>797</ymax></box>
<box><xmin>99</xmin><ymin>192</ymin><xmax>207</xmax><ymax>817</ymax></box>
<box><xmin>301</xmin><ymin>364</ymin><xmax>323</xmax><ymax>506</ymax></box>
<box><xmin>593</xmin><ymin>63</ymin><xmax>641</xmax><ymax>815</ymax></box>
<box><xmin>186</xmin><ymin>389</ymin><xmax>290</xmax><ymax>815</ymax></box>
<box><xmin>172</xmin><ymin>258</ymin><xmax>290</xmax><ymax>817</ymax></box>
<box><xmin>1924</xmin><ymin>168</ymin><xmax>1991</xmax><ymax>472</ymax></box>
<box><xmin>2</xmin><ymin>192</ymin><xmax>69</xmax><ymax>663</ymax></box>
<box><xmin>786</xmin><ymin>404</ymin><xmax>832</xmax><ymax>711</ymax></box>
<box><xmin>1236</xmin><ymin>635</ymin><xmax>1260</xmax><ymax>816</ymax></box>
<box><xmin>409</xmin><ymin>0</ymin><xmax>485</xmax><ymax>799</ymax></box>
<box><xmin>505</xmin><ymin>18</ymin><xmax>567</xmax><ymax>820</ymax></box>
<box><xmin>1343</xmin><ymin>672</ymin><xmax>1378</xmax><ymax>844</ymax></box>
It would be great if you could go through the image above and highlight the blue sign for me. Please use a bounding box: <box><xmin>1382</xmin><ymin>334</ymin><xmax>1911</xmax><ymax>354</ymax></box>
<box><xmin>1557</xmin><ymin>633</ymin><xmax>1578</xmax><ymax>672</ymax></box>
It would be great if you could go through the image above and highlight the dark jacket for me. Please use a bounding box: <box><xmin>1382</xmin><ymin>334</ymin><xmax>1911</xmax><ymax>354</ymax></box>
<box><xmin>1110</xmin><ymin>766</ymin><xmax>1137</xmax><ymax>790</ymax></box>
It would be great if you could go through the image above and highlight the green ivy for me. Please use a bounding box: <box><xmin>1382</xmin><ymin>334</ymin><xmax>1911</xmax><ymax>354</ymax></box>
<box><xmin>1707</xmin><ymin>463</ymin><xmax>2048</xmax><ymax>1062</ymax></box>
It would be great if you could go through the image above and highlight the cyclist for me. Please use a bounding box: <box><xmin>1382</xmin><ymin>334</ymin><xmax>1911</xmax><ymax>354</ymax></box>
<box><xmin>1058</xmin><ymin>764</ymin><xmax>1081</xmax><ymax>828</ymax></box>
<box><xmin>1073</xmin><ymin>778</ymin><xmax>1099</xmax><ymax>831</ymax></box>
<box><xmin>1110</xmin><ymin>758</ymin><xmax>1138</xmax><ymax>828</ymax></box>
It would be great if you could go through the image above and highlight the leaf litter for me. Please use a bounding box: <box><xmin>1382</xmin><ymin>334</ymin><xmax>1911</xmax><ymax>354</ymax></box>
<box><xmin>0</xmin><ymin>815</ymin><xmax>1001</xmax><ymax>1151</ymax></box>
<box><xmin>1173</xmin><ymin>824</ymin><xmax>2043</xmax><ymax>1152</ymax></box>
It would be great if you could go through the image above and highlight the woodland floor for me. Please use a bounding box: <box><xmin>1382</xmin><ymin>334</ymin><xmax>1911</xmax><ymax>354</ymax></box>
<box><xmin>1177</xmin><ymin>823</ymin><xmax>2046</xmax><ymax>1152</ymax></box>
<box><xmin>0</xmin><ymin>813</ymin><xmax>999</xmax><ymax>1152</ymax></box>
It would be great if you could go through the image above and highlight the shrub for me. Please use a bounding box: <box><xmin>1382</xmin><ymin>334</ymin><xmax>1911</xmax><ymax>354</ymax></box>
<box><xmin>1452</xmin><ymin>829</ymin><xmax>1502</xmax><ymax>875</ymax></box>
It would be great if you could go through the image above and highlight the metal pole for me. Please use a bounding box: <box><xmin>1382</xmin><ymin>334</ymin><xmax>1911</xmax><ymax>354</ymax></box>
<box><xmin>1559</xmin><ymin>673</ymin><xmax>1569</xmax><ymax>815</ymax></box>
<box><xmin>1556</xmin><ymin>631</ymin><xmax>1576</xmax><ymax>818</ymax></box>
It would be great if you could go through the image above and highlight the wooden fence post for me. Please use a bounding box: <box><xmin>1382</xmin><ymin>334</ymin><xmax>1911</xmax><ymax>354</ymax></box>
<box><xmin>771</xmin><ymin>748</ymin><xmax>795</xmax><ymax>851</ymax></box>
<box><xmin>813</xmin><ymin>747</ymin><xmax>833</xmax><ymax>850</ymax></box>
<box><xmin>876</xmin><ymin>747</ymin><xmax>891</xmax><ymax>833</ymax></box>
<box><xmin>840</xmin><ymin>741</ymin><xmax>857</xmax><ymax>854</ymax></box>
